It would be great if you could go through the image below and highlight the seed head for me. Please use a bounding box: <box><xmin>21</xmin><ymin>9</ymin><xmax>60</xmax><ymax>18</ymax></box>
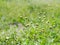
<box><xmin>25</xmin><ymin>24</ymin><xmax>30</xmax><ymax>27</ymax></box>
<box><xmin>20</xmin><ymin>16</ymin><xmax>23</xmax><ymax>18</ymax></box>
<box><xmin>25</xmin><ymin>17</ymin><xmax>28</xmax><ymax>19</ymax></box>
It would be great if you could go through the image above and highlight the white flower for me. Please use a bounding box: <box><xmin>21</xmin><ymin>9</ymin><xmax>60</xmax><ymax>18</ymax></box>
<box><xmin>6</xmin><ymin>36</ymin><xmax>9</xmax><ymax>39</ymax></box>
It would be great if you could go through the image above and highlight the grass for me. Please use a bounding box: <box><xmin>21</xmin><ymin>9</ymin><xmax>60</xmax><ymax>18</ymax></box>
<box><xmin>0</xmin><ymin>0</ymin><xmax>60</xmax><ymax>45</ymax></box>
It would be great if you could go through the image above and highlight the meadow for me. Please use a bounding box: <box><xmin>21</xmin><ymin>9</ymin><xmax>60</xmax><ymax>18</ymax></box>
<box><xmin>0</xmin><ymin>0</ymin><xmax>60</xmax><ymax>45</ymax></box>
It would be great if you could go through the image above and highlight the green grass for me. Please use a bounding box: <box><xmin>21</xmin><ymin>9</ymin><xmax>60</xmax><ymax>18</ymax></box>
<box><xmin>0</xmin><ymin>0</ymin><xmax>60</xmax><ymax>45</ymax></box>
